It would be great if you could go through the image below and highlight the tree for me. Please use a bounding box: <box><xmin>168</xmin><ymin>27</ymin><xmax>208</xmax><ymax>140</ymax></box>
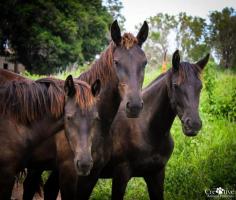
<box><xmin>103</xmin><ymin>0</ymin><xmax>125</xmax><ymax>31</ymax></box>
<box><xmin>140</xmin><ymin>13</ymin><xmax>210</xmax><ymax>68</ymax></box>
<box><xmin>142</xmin><ymin>13</ymin><xmax>177</xmax><ymax>67</ymax></box>
<box><xmin>176</xmin><ymin>12</ymin><xmax>209</xmax><ymax>61</ymax></box>
<box><xmin>0</xmin><ymin>0</ymin><xmax>113</xmax><ymax>74</ymax></box>
<box><xmin>208</xmin><ymin>7</ymin><xmax>236</xmax><ymax>68</ymax></box>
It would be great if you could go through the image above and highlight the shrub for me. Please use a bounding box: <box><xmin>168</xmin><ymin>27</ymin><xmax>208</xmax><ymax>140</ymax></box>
<box><xmin>202</xmin><ymin>62</ymin><xmax>236</xmax><ymax>121</ymax></box>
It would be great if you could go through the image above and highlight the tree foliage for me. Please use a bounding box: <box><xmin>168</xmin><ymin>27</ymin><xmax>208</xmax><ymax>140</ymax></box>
<box><xmin>0</xmin><ymin>0</ymin><xmax>113</xmax><ymax>74</ymax></box>
<box><xmin>142</xmin><ymin>7</ymin><xmax>235</xmax><ymax>68</ymax></box>
<box><xmin>104</xmin><ymin>0</ymin><xmax>125</xmax><ymax>30</ymax></box>
<box><xmin>143</xmin><ymin>14</ymin><xmax>176</xmax><ymax>67</ymax></box>
<box><xmin>208</xmin><ymin>7</ymin><xmax>236</xmax><ymax>68</ymax></box>
<box><xmin>176</xmin><ymin>12</ymin><xmax>209</xmax><ymax>61</ymax></box>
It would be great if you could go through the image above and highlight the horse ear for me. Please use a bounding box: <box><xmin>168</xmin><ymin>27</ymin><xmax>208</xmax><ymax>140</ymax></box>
<box><xmin>172</xmin><ymin>50</ymin><xmax>180</xmax><ymax>72</ymax></box>
<box><xmin>111</xmin><ymin>20</ymin><xmax>121</xmax><ymax>46</ymax></box>
<box><xmin>65</xmin><ymin>75</ymin><xmax>76</xmax><ymax>97</ymax></box>
<box><xmin>196</xmin><ymin>53</ymin><xmax>210</xmax><ymax>70</ymax></box>
<box><xmin>91</xmin><ymin>79</ymin><xmax>101</xmax><ymax>97</ymax></box>
<box><xmin>136</xmin><ymin>21</ymin><xmax>149</xmax><ymax>46</ymax></box>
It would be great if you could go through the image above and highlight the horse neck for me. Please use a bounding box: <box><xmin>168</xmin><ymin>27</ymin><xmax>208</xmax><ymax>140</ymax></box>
<box><xmin>142</xmin><ymin>72</ymin><xmax>176</xmax><ymax>137</ymax></box>
<box><xmin>98</xmin><ymin>82</ymin><xmax>120</xmax><ymax>124</ymax></box>
<box><xmin>22</xmin><ymin>116</ymin><xmax>64</xmax><ymax>150</ymax></box>
<box><xmin>78</xmin><ymin>46</ymin><xmax>120</xmax><ymax>127</ymax></box>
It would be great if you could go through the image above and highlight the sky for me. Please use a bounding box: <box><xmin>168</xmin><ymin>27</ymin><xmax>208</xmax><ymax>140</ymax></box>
<box><xmin>121</xmin><ymin>0</ymin><xmax>236</xmax><ymax>33</ymax></box>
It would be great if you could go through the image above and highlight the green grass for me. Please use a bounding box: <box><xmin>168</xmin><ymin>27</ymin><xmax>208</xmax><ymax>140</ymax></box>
<box><xmin>89</xmin><ymin>114</ymin><xmax>236</xmax><ymax>200</ymax></box>
<box><xmin>24</xmin><ymin>64</ymin><xmax>236</xmax><ymax>200</ymax></box>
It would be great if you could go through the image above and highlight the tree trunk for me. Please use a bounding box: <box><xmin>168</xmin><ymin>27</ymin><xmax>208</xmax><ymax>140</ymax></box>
<box><xmin>161</xmin><ymin>50</ymin><xmax>167</xmax><ymax>73</ymax></box>
<box><xmin>14</xmin><ymin>61</ymin><xmax>19</xmax><ymax>73</ymax></box>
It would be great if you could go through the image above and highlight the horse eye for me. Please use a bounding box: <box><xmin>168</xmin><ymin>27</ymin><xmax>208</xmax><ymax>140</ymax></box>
<box><xmin>66</xmin><ymin>116</ymin><xmax>73</xmax><ymax>121</ymax></box>
<box><xmin>173</xmin><ymin>83</ymin><xmax>179</xmax><ymax>89</ymax></box>
<box><xmin>143</xmin><ymin>60</ymin><xmax>147</xmax><ymax>67</ymax></box>
<box><xmin>114</xmin><ymin>60</ymin><xmax>118</xmax><ymax>65</ymax></box>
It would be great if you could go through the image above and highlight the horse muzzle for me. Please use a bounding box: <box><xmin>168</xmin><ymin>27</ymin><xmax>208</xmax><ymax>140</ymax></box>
<box><xmin>125</xmin><ymin>100</ymin><xmax>143</xmax><ymax>118</ymax></box>
<box><xmin>181</xmin><ymin>117</ymin><xmax>202</xmax><ymax>137</ymax></box>
<box><xmin>75</xmin><ymin>158</ymin><xmax>93</xmax><ymax>176</ymax></box>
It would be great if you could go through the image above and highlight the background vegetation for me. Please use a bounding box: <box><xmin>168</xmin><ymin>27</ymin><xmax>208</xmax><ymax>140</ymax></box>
<box><xmin>1</xmin><ymin>1</ymin><xmax>235</xmax><ymax>73</ymax></box>
<box><xmin>142</xmin><ymin>7</ymin><xmax>236</xmax><ymax>69</ymax></box>
<box><xmin>0</xmin><ymin>0</ymin><xmax>124</xmax><ymax>73</ymax></box>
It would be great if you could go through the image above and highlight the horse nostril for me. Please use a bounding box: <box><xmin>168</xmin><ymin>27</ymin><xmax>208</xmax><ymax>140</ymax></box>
<box><xmin>77</xmin><ymin>160</ymin><xmax>93</xmax><ymax>170</ymax></box>
<box><xmin>185</xmin><ymin>118</ymin><xmax>191</xmax><ymax>127</ymax></box>
<box><xmin>181</xmin><ymin>117</ymin><xmax>191</xmax><ymax>127</ymax></box>
<box><xmin>77</xmin><ymin>160</ymin><xmax>80</xmax><ymax>169</ymax></box>
<box><xmin>141</xmin><ymin>101</ymin><xmax>144</xmax><ymax>109</ymax></box>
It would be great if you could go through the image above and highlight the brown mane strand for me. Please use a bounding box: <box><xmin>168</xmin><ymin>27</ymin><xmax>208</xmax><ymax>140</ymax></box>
<box><xmin>0</xmin><ymin>77</ymin><xmax>97</xmax><ymax>124</ymax></box>
<box><xmin>175</xmin><ymin>62</ymin><xmax>202</xmax><ymax>84</ymax></box>
<box><xmin>121</xmin><ymin>33</ymin><xmax>138</xmax><ymax>49</ymax></box>
<box><xmin>73</xmin><ymin>80</ymin><xmax>96</xmax><ymax>111</ymax></box>
<box><xmin>36</xmin><ymin>78</ymin><xmax>65</xmax><ymax>119</ymax></box>
<box><xmin>0</xmin><ymin>78</ymin><xmax>62</xmax><ymax>124</ymax></box>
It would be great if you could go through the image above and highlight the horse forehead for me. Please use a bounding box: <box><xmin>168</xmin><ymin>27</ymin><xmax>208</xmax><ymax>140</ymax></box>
<box><xmin>115</xmin><ymin>45</ymin><xmax>145</xmax><ymax>60</ymax></box>
<box><xmin>185</xmin><ymin>71</ymin><xmax>201</xmax><ymax>85</ymax></box>
<box><xmin>65</xmin><ymin>100</ymin><xmax>77</xmax><ymax>113</ymax></box>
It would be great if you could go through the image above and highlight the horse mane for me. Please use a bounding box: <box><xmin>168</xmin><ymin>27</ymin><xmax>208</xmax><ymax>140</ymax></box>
<box><xmin>143</xmin><ymin>62</ymin><xmax>202</xmax><ymax>95</ymax></box>
<box><xmin>121</xmin><ymin>33</ymin><xmax>138</xmax><ymax>49</ymax></box>
<box><xmin>0</xmin><ymin>77</ymin><xmax>96</xmax><ymax>124</ymax></box>
<box><xmin>73</xmin><ymin>79</ymin><xmax>96</xmax><ymax>111</ymax></box>
<box><xmin>175</xmin><ymin>62</ymin><xmax>202</xmax><ymax>84</ymax></box>
<box><xmin>78</xmin><ymin>33</ymin><xmax>138</xmax><ymax>86</ymax></box>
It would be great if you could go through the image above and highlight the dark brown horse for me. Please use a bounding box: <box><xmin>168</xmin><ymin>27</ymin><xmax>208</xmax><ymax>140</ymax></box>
<box><xmin>0</xmin><ymin>74</ymin><xmax>101</xmax><ymax>199</ymax></box>
<box><xmin>97</xmin><ymin>50</ymin><xmax>210</xmax><ymax>200</ymax></box>
<box><xmin>58</xmin><ymin>20</ymin><xmax>148</xmax><ymax>200</ymax></box>
<box><xmin>22</xmin><ymin>20</ymin><xmax>149</xmax><ymax>200</ymax></box>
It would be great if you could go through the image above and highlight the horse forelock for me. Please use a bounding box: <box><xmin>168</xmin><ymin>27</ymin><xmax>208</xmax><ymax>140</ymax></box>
<box><xmin>74</xmin><ymin>80</ymin><xmax>97</xmax><ymax>112</ymax></box>
<box><xmin>121</xmin><ymin>33</ymin><xmax>138</xmax><ymax>49</ymax></box>
<box><xmin>174</xmin><ymin>62</ymin><xmax>202</xmax><ymax>84</ymax></box>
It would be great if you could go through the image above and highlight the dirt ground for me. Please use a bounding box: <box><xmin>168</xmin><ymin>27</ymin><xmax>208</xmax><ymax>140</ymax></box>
<box><xmin>11</xmin><ymin>182</ymin><xmax>61</xmax><ymax>200</ymax></box>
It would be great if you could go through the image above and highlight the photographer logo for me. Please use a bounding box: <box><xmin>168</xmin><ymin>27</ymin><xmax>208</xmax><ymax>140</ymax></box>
<box><xmin>205</xmin><ymin>187</ymin><xmax>235</xmax><ymax>198</ymax></box>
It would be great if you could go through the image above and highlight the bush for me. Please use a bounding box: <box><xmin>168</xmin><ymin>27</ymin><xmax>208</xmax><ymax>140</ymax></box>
<box><xmin>202</xmin><ymin>62</ymin><xmax>236</xmax><ymax>121</ymax></box>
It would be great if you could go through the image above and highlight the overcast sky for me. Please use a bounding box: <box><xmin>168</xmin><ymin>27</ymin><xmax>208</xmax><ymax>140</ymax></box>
<box><xmin>121</xmin><ymin>0</ymin><xmax>236</xmax><ymax>33</ymax></box>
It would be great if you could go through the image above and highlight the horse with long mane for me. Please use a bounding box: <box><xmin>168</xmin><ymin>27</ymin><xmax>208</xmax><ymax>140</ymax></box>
<box><xmin>21</xmin><ymin>20</ymin><xmax>149</xmax><ymax>199</ymax></box>
<box><xmin>0</xmin><ymin>74</ymin><xmax>101</xmax><ymax>199</ymax></box>
<box><xmin>58</xmin><ymin>20</ymin><xmax>149</xmax><ymax>200</ymax></box>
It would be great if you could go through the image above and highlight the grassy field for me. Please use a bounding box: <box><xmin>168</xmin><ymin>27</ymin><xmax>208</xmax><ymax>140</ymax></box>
<box><xmin>25</xmin><ymin>63</ymin><xmax>236</xmax><ymax>200</ymax></box>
